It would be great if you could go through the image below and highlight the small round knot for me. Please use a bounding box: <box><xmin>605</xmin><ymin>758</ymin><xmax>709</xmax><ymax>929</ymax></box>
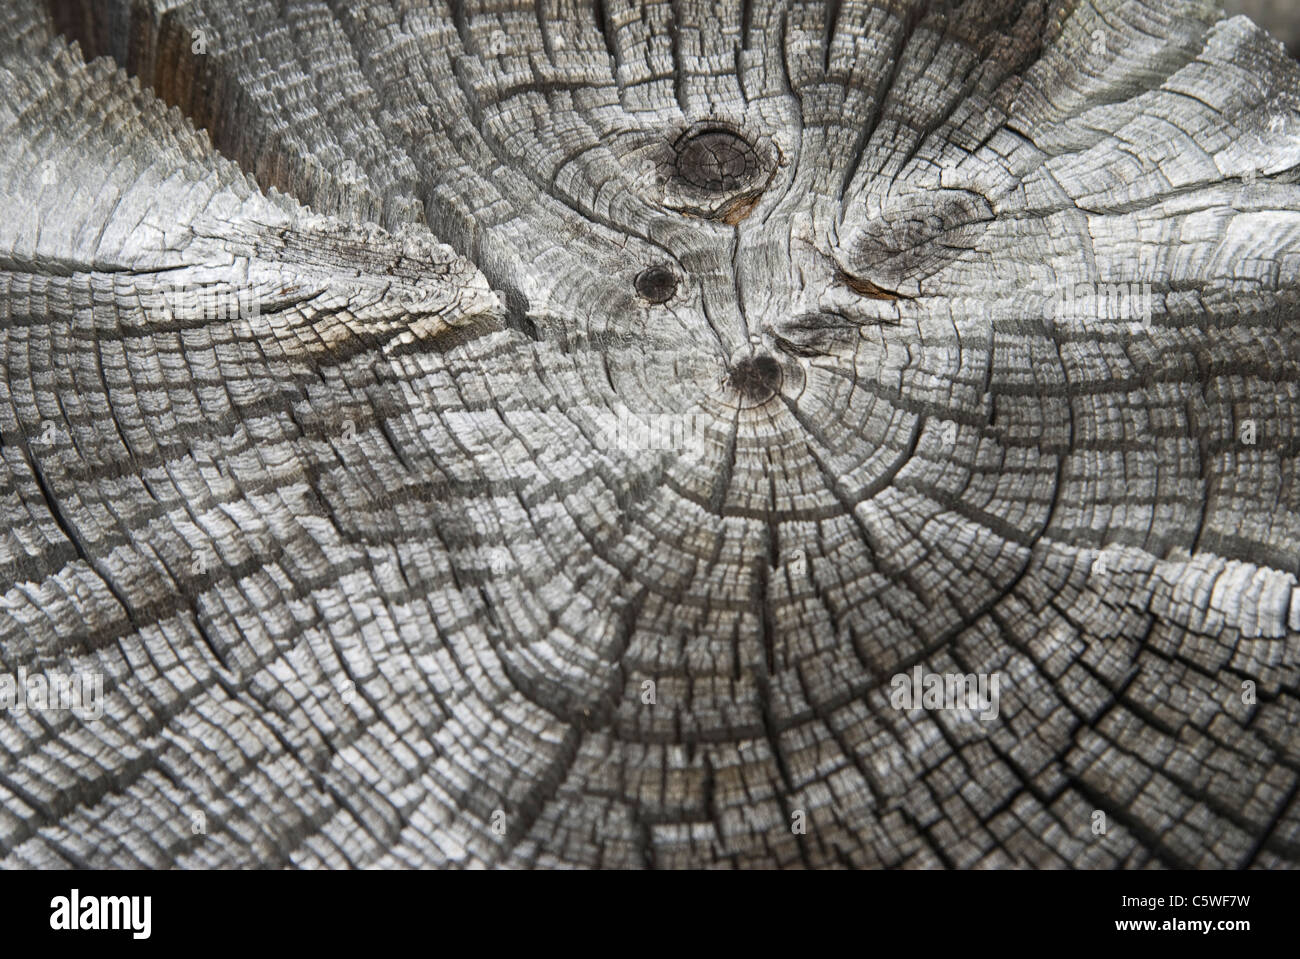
<box><xmin>675</xmin><ymin>129</ymin><xmax>759</xmax><ymax>193</ymax></box>
<box><xmin>635</xmin><ymin>265</ymin><xmax>678</xmax><ymax>303</ymax></box>
<box><xmin>728</xmin><ymin>354</ymin><xmax>783</xmax><ymax>402</ymax></box>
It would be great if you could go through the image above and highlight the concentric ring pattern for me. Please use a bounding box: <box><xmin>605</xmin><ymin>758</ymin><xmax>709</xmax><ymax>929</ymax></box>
<box><xmin>0</xmin><ymin>0</ymin><xmax>1298</xmax><ymax>867</ymax></box>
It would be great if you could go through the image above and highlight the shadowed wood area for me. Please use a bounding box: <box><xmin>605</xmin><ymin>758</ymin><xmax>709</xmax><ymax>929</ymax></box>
<box><xmin>1226</xmin><ymin>2</ymin><xmax>1299</xmax><ymax>56</ymax></box>
<box><xmin>1</xmin><ymin>0</ymin><xmax>1298</xmax><ymax>868</ymax></box>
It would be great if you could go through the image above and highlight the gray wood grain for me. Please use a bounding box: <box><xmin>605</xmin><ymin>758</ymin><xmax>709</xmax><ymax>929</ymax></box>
<box><xmin>1</xmin><ymin>0</ymin><xmax>1298</xmax><ymax>868</ymax></box>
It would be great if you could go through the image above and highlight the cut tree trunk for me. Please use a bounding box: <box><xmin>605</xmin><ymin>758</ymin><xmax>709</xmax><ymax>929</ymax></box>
<box><xmin>1</xmin><ymin>0</ymin><xmax>1299</xmax><ymax>868</ymax></box>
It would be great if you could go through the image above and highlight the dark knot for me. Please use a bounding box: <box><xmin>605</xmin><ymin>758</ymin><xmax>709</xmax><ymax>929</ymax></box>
<box><xmin>634</xmin><ymin>265</ymin><xmax>678</xmax><ymax>303</ymax></box>
<box><xmin>675</xmin><ymin>128</ymin><xmax>759</xmax><ymax>193</ymax></box>
<box><xmin>728</xmin><ymin>354</ymin><xmax>783</xmax><ymax>402</ymax></box>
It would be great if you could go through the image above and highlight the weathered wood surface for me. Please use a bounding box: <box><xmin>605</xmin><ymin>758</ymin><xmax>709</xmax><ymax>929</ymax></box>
<box><xmin>1</xmin><ymin>0</ymin><xmax>1298</xmax><ymax>868</ymax></box>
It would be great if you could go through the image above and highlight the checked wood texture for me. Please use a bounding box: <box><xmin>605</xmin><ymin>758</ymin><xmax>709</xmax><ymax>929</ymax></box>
<box><xmin>0</xmin><ymin>0</ymin><xmax>1298</xmax><ymax>868</ymax></box>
